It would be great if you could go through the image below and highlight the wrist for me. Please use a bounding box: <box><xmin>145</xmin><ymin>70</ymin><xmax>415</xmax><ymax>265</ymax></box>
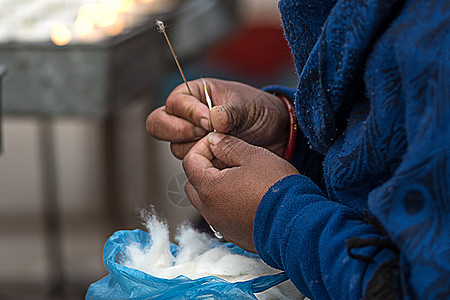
<box><xmin>275</xmin><ymin>94</ymin><xmax>297</xmax><ymax>161</ymax></box>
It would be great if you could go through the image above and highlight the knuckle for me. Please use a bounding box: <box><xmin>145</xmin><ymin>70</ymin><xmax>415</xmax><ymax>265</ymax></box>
<box><xmin>173</xmin><ymin>124</ymin><xmax>183</xmax><ymax>138</ymax></box>
<box><xmin>219</xmin><ymin>135</ymin><xmax>235</xmax><ymax>146</ymax></box>
<box><xmin>146</xmin><ymin>111</ymin><xmax>160</xmax><ymax>137</ymax></box>
<box><xmin>220</xmin><ymin>137</ymin><xmax>235</xmax><ymax>154</ymax></box>
<box><xmin>166</xmin><ymin>88</ymin><xmax>184</xmax><ymax>115</ymax></box>
<box><xmin>177</xmin><ymin>123</ymin><xmax>200</xmax><ymax>142</ymax></box>
<box><xmin>165</xmin><ymin>97</ymin><xmax>175</xmax><ymax>114</ymax></box>
<box><xmin>181</xmin><ymin>100</ymin><xmax>197</xmax><ymax>123</ymax></box>
<box><xmin>166</xmin><ymin>94</ymin><xmax>197</xmax><ymax>124</ymax></box>
<box><xmin>186</xmin><ymin>103</ymin><xmax>196</xmax><ymax>122</ymax></box>
<box><xmin>220</xmin><ymin>135</ymin><xmax>245</xmax><ymax>154</ymax></box>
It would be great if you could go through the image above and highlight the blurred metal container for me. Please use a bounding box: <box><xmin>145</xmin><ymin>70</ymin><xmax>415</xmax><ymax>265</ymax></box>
<box><xmin>0</xmin><ymin>0</ymin><xmax>237</xmax><ymax>117</ymax></box>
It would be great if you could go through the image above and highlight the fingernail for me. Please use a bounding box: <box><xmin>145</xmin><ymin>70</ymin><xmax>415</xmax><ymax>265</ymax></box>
<box><xmin>207</xmin><ymin>132</ymin><xmax>222</xmax><ymax>145</ymax></box>
<box><xmin>200</xmin><ymin>118</ymin><xmax>210</xmax><ymax>131</ymax></box>
<box><xmin>193</xmin><ymin>126</ymin><xmax>206</xmax><ymax>137</ymax></box>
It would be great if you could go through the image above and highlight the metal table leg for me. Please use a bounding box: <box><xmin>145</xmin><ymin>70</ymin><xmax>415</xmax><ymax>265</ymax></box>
<box><xmin>38</xmin><ymin>117</ymin><xmax>64</xmax><ymax>299</ymax></box>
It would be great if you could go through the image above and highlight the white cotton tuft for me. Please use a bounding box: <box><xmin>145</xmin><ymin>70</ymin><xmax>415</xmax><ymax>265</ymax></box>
<box><xmin>121</xmin><ymin>215</ymin><xmax>305</xmax><ymax>300</ymax></box>
<box><xmin>123</xmin><ymin>215</ymin><xmax>175</xmax><ymax>275</ymax></box>
<box><xmin>155</xmin><ymin>19</ymin><xmax>165</xmax><ymax>33</ymax></box>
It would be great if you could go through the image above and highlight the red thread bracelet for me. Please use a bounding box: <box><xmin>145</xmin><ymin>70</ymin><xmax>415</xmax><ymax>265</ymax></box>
<box><xmin>277</xmin><ymin>94</ymin><xmax>297</xmax><ymax>161</ymax></box>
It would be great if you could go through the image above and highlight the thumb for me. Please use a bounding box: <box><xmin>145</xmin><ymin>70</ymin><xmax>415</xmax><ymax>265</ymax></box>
<box><xmin>207</xmin><ymin>132</ymin><xmax>258</xmax><ymax>167</ymax></box>
<box><xmin>210</xmin><ymin>104</ymin><xmax>241</xmax><ymax>134</ymax></box>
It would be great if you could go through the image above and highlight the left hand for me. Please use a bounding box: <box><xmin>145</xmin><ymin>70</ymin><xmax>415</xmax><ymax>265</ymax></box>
<box><xmin>146</xmin><ymin>78</ymin><xmax>289</xmax><ymax>160</ymax></box>
<box><xmin>183</xmin><ymin>132</ymin><xmax>299</xmax><ymax>252</ymax></box>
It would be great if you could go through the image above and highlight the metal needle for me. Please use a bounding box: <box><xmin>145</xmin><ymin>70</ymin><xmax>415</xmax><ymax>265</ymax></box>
<box><xmin>156</xmin><ymin>19</ymin><xmax>192</xmax><ymax>96</ymax></box>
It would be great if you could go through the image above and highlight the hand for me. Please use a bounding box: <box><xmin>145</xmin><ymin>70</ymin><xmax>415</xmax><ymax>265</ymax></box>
<box><xmin>182</xmin><ymin>132</ymin><xmax>299</xmax><ymax>252</ymax></box>
<box><xmin>146</xmin><ymin>78</ymin><xmax>289</xmax><ymax>159</ymax></box>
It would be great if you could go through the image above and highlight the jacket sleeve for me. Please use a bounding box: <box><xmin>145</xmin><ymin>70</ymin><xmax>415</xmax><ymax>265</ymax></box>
<box><xmin>253</xmin><ymin>175</ymin><xmax>398</xmax><ymax>300</ymax></box>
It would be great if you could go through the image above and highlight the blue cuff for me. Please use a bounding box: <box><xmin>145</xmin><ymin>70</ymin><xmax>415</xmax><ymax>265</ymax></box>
<box><xmin>254</xmin><ymin>174</ymin><xmax>325</xmax><ymax>269</ymax></box>
<box><xmin>253</xmin><ymin>174</ymin><xmax>398</xmax><ymax>299</ymax></box>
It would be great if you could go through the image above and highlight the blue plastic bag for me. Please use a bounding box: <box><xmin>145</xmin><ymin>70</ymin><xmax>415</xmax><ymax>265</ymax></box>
<box><xmin>86</xmin><ymin>229</ymin><xmax>289</xmax><ymax>299</ymax></box>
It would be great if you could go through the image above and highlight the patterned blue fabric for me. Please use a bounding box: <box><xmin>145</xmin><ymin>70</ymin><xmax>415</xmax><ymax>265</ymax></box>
<box><xmin>254</xmin><ymin>0</ymin><xmax>450</xmax><ymax>299</ymax></box>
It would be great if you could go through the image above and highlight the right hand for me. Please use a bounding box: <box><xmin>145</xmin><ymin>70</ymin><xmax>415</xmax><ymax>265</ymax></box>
<box><xmin>146</xmin><ymin>78</ymin><xmax>289</xmax><ymax>159</ymax></box>
<box><xmin>183</xmin><ymin>132</ymin><xmax>299</xmax><ymax>252</ymax></box>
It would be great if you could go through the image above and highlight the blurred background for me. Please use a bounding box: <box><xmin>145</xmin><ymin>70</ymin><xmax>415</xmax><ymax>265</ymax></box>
<box><xmin>0</xmin><ymin>0</ymin><xmax>297</xmax><ymax>299</ymax></box>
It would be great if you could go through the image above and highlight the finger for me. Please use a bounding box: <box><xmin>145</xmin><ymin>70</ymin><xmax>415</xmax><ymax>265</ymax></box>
<box><xmin>184</xmin><ymin>180</ymin><xmax>202</xmax><ymax>211</ymax></box>
<box><xmin>146</xmin><ymin>107</ymin><xmax>206</xmax><ymax>142</ymax></box>
<box><xmin>207</xmin><ymin>132</ymin><xmax>259</xmax><ymax>167</ymax></box>
<box><xmin>166</xmin><ymin>85</ymin><xmax>212</xmax><ymax>131</ymax></box>
<box><xmin>170</xmin><ymin>141</ymin><xmax>196</xmax><ymax>160</ymax></box>
<box><xmin>182</xmin><ymin>136</ymin><xmax>220</xmax><ymax>188</ymax></box>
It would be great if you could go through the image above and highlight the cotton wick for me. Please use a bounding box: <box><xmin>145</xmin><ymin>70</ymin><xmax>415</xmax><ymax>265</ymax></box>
<box><xmin>202</xmin><ymin>79</ymin><xmax>217</xmax><ymax>133</ymax></box>
<box><xmin>156</xmin><ymin>19</ymin><xmax>192</xmax><ymax>96</ymax></box>
<box><xmin>202</xmin><ymin>79</ymin><xmax>213</xmax><ymax>110</ymax></box>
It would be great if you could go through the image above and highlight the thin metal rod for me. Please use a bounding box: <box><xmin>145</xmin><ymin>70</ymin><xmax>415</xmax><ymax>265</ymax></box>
<box><xmin>156</xmin><ymin>20</ymin><xmax>192</xmax><ymax>96</ymax></box>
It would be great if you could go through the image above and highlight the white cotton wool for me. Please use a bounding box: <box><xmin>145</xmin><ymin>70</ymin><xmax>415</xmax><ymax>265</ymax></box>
<box><xmin>121</xmin><ymin>215</ymin><xmax>305</xmax><ymax>300</ymax></box>
<box><xmin>124</xmin><ymin>216</ymin><xmax>175</xmax><ymax>273</ymax></box>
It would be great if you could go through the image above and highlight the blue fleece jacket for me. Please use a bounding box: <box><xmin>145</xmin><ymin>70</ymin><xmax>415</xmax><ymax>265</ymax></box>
<box><xmin>254</xmin><ymin>1</ymin><xmax>450</xmax><ymax>299</ymax></box>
